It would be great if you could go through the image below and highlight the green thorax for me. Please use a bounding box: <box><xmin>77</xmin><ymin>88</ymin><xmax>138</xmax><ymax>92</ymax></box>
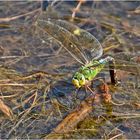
<box><xmin>79</xmin><ymin>60</ymin><xmax>105</xmax><ymax>81</ymax></box>
<box><xmin>72</xmin><ymin>59</ymin><xmax>107</xmax><ymax>88</ymax></box>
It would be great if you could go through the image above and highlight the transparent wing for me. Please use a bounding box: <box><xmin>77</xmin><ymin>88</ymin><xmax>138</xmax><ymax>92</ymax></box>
<box><xmin>36</xmin><ymin>19</ymin><xmax>103</xmax><ymax>65</ymax></box>
<box><xmin>52</xmin><ymin>19</ymin><xmax>103</xmax><ymax>61</ymax></box>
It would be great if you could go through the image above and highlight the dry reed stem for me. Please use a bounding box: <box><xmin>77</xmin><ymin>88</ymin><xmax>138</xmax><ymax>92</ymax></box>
<box><xmin>0</xmin><ymin>8</ymin><xmax>40</xmax><ymax>22</ymax></box>
<box><xmin>6</xmin><ymin>90</ymin><xmax>38</xmax><ymax>138</ymax></box>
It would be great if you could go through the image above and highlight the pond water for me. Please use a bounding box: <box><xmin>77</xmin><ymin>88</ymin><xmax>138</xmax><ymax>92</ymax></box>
<box><xmin>0</xmin><ymin>1</ymin><xmax>140</xmax><ymax>139</ymax></box>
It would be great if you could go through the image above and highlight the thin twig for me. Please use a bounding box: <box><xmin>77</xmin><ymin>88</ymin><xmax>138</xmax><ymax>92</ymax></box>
<box><xmin>0</xmin><ymin>8</ymin><xmax>40</xmax><ymax>22</ymax></box>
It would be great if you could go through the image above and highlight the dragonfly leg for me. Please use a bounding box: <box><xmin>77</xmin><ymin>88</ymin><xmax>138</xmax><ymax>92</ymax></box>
<box><xmin>86</xmin><ymin>85</ymin><xmax>95</xmax><ymax>95</ymax></box>
<box><xmin>86</xmin><ymin>79</ymin><xmax>112</xmax><ymax>104</ymax></box>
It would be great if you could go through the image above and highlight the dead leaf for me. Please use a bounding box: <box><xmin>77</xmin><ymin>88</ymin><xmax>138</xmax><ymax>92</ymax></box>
<box><xmin>0</xmin><ymin>99</ymin><xmax>13</xmax><ymax>119</ymax></box>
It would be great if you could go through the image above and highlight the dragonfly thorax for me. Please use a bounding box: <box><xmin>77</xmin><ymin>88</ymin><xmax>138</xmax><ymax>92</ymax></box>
<box><xmin>72</xmin><ymin>61</ymin><xmax>106</xmax><ymax>88</ymax></box>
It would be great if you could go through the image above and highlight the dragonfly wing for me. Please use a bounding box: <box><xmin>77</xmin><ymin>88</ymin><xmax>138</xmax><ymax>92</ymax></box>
<box><xmin>36</xmin><ymin>19</ymin><xmax>89</xmax><ymax>65</ymax></box>
<box><xmin>51</xmin><ymin>19</ymin><xmax>103</xmax><ymax>61</ymax></box>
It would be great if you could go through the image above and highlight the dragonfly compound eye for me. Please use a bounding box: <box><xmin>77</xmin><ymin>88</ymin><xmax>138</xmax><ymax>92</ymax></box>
<box><xmin>72</xmin><ymin>73</ymin><xmax>86</xmax><ymax>88</ymax></box>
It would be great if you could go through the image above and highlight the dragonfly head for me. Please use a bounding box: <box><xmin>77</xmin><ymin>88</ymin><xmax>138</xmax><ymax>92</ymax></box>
<box><xmin>72</xmin><ymin>72</ymin><xmax>86</xmax><ymax>88</ymax></box>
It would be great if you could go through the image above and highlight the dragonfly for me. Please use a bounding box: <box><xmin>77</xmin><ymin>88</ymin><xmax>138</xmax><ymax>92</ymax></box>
<box><xmin>36</xmin><ymin>18</ymin><xmax>118</xmax><ymax>89</ymax></box>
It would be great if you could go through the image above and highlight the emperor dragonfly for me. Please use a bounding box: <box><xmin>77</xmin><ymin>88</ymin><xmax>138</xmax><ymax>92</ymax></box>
<box><xmin>36</xmin><ymin>19</ymin><xmax>118</xmax><ymax>89</ymax></box>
